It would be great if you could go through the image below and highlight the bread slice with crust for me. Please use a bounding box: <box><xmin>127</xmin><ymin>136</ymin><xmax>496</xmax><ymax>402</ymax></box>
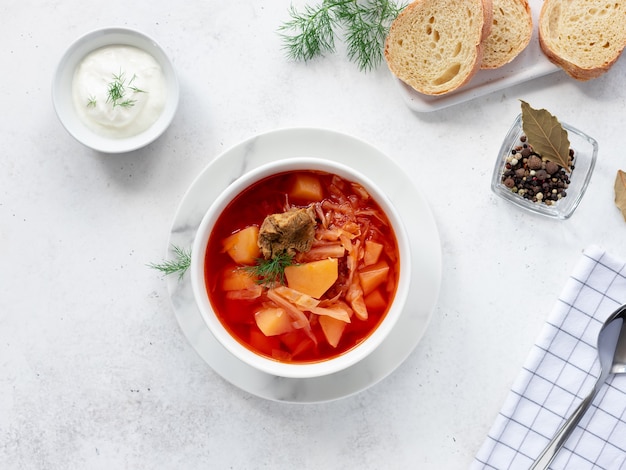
<box><xmin>384</xmin><ymin>0</ymin><xmax>493</xmax><ymax>95</ymax></box>
<box><xmin>481</xmin><ymin>0</ymin><xmax>532</xmax><ymax>69</ymax></box>
<box><xmin>538</xmin><ymin>0</ymin><xmax>626</xmax><ymax>80</ymax></box>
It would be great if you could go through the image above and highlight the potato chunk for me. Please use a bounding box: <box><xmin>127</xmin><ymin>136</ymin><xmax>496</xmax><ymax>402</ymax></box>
<box><xmin>222</xmin><ymin>226</ymin><xmax>261</xmax><ymax>265</ymax></box>
<box><xmin>290</xmin><ymin>173</ymin><xmax>323</xmax><ymax>201</ymax></box>
<box><xmin>284</xmin><ymin>258</ymin><xmax>338</xmax><ymax>299</ymax></box>
<box><xmin>255</xmin><ymin>307</ymin><xmax>294</xmax><ymax>336</ymax></box>
<box><xmin>358</xmin><ymin>261</ymin><xmax>389</xmax><ymax>296</ymax></box>
<box><xmin>221</xmin><ymin>266</ymin><xmax>256</xmax><ymax>291</ymax></box>
<box><xmin>364</xmin><ymin>289</ymin><xmax>386</xmax><ymax>310</ymax></box>
<box><xmin>319</xmin><ymin>315</ymin><xmax>347</xmax><ymax>348</ymax></box>
<box><xmin>363</xmin><ymin>240</ymin><xmax>384</xmax><ymax>266</ymax></box>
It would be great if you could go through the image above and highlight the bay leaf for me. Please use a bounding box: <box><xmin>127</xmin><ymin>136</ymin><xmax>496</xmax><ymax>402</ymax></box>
<box><xmin>520</xmin><ymin>100</ymin><xmax>571</xmax><ymax>172</ymax></box>
<box><xmin>615</xmin><ymin>169</ymin><xmax>626</xmax><ymax>222</ymax></box>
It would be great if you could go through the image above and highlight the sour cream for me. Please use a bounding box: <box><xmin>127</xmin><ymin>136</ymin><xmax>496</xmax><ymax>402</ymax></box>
<box><xmin>72</xmin><ymin>45</ymin><xmax>166</xmax><ymax>138</ymax></box>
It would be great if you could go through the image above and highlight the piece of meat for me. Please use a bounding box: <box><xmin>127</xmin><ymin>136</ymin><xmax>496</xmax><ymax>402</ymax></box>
<box><xmin>258</xmin><ymin>206</ymin><xmax>317</xmax><ymax>259</ymax></box>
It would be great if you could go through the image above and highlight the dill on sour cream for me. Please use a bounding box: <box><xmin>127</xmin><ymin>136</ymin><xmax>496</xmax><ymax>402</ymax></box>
<box><xmin>72</xmin><ymin>45</ymin><xmax>166</xmax><ymax>138</ymax></box>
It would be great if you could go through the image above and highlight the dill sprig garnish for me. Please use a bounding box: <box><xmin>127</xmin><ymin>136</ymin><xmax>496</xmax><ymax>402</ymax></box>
<box><xmin>148</xmin><ymin>245</ymin><xmax>191</xmax><ymax>280</ymax></box>
<box><xmin>279</xmin><ymin>0</ymin><xmax>405</xmax><ymax>71</ymax></box>
<box><xmin>127</xmin><ymin>74</ymin><xmax>146</xmax><ymax>94</ymax></box>
<box><xmin>92</xmin><ymin>70</ymin><xmax>146</xmax><ymax>109</ymax></box>
<box><xmin>107</xmin><ymin>73</ymin><xmax>126</xmax><ymax>105</ymax></box>
<box><xmin>242</xmin><ymin>252</ymin><xmax>294</xmax><ymax>287</ymax></box>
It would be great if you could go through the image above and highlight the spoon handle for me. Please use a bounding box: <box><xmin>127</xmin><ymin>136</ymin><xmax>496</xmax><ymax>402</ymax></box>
<box><xmin>530</xmin><ymin>387</ymin><xmax>598</xmax><ymax>470</ymax></box>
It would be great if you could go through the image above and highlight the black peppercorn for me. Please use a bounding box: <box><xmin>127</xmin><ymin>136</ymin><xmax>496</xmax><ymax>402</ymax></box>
<box><xmin>500</xmin><ymin>134</ymin><xmax>575</xmax><ymax>207</ymax></box>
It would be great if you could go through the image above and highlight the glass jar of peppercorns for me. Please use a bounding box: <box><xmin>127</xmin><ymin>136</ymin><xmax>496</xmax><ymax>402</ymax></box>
<box><xmin>491</xmin><ymin>114</ymin><xmax>598</xmax><ymax>219</ymax></box>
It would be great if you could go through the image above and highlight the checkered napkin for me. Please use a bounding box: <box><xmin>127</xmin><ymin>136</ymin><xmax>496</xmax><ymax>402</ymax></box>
<box><xmin>472</xmin><ymin>245</ymin><xmax>626</xmax><ymax>470</ymax></box>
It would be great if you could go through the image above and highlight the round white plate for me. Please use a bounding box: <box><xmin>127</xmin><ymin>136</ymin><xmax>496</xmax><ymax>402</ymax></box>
<box><xmin>166</xmin><ymin>128</ymin><xmax>442</xmax><ymax>403</ymax></box>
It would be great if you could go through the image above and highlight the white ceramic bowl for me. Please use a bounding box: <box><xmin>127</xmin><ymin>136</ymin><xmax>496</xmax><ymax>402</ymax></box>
<box><xmin>52</xmin><ymin>27</ymin><xmax>179</xmax><ymax>153</ymax></box>
<box><xmin>190</xmin><ymin>158</ymin><xmax>412</xmax><ymax>379</ymax></box>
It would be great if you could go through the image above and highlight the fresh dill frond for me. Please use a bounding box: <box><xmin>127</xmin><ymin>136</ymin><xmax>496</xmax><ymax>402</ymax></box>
<box><xmin>339</xmin><ymin>0</ymin><xmax>404</xmax><ymax>71</ymax></box>
<box><xmin>279</xmin><ymin>0</ymin><xmax>406</xmax><ymax>71</ymax></box>
<box><xmin>87</xmin><ymin>95</ymin><xmax>97</xmax><ymax>107</ymax></box>
<box><xmin>279</xmin><ymin>2</ymin><xmax>340</xmax><ymax>62</ymax></box>
<box><xmin>148</xmin><ymin>245</ymin><xmax>192</xmax><ymax>280</ymax></box>
<box><xmin>242</xmin><ymin>252</ymin><xmax>294</xmax><ymax>287</ymax></box>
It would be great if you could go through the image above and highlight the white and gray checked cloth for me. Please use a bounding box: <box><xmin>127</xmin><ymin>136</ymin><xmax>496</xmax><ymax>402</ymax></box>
<box><xmin>472</xmin><ymin>245</ymin><xmax>626</xmax><ymax>470</ymax></box>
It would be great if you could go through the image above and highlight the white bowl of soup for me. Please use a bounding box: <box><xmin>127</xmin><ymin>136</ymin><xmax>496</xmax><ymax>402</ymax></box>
<box><xmin>52</xmin><ymin>27</ymin><xmax>179</xmax><ymax>153</ymax></box>
<box><xmin>190</xmin><ymin>158</ymin><xmax>411</xmax><ymax>379</ymax></box>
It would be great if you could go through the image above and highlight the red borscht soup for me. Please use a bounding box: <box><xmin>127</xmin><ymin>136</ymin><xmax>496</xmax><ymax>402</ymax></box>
<box><xmin>204</xmin><ymin>170</ymin><xmax>400</xmax><ymax>363</ymax></box>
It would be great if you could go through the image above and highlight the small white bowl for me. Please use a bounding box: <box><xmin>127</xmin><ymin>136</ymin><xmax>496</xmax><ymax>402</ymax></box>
<box><xmin>52</xmin><ymin>27</ymin><xmax>179</xmax><ymax>153</ymax></box>
<box><xmin>190</xmin><ymin>158</ymin><xmax>411</xmax><ymax>379</ymax></box>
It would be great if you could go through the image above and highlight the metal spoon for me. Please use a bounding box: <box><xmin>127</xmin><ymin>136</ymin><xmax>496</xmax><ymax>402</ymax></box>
<box><xmin>531</xmin><ymin>304</ymin><xmax>626</xmax><ymax>469</ymax></box>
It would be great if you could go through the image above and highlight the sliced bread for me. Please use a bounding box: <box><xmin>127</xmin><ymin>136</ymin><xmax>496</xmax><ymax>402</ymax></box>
<box><xmin>481</xmin><ymin>0</ymin><xmax>532</xmax><ymax>69</ymax></box>
<box><xmin>538</xmin><ymin>0</ymin><xmax>626</xmax><ymax>80</ymax></box>
<box><xmin>384</xmin><ymin>0</ymin><xmax>493</xmax><ymax>95</ymax></box>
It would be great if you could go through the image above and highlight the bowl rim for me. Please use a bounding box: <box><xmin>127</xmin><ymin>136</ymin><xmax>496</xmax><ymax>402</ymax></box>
<box><xmin>52</xmin><ymin>26</ymin><xmax>179</xmax><ymax>154</ymax></box>
<box><xmin>190</xmin><ymin>157</ymin><xmax>412</xmax><ymax>379</ymax></box>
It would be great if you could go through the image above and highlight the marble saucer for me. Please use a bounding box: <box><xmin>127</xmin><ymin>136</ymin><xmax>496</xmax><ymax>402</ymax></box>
<box><xmin>166</xmin><ymin>128</ymin><xmax>442</xmax><ymax>403</ymax></box>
